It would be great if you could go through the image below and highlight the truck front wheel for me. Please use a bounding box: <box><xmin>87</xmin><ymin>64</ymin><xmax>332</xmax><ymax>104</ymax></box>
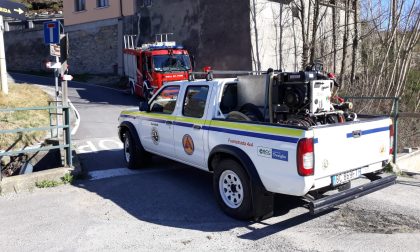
<box><xmin>213</xmin><ymin>159</ymin><xmax>253</xmax><ymax>220</ymax></box>
<box><xmin>123</xmin><ymin>131</ymin><xmax>149</xmax><ymax>169</ymax></box>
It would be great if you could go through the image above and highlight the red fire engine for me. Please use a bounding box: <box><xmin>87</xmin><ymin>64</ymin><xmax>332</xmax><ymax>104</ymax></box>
<box><xmin>123</xmin><ymin>34</ymin><xmax>193</xmax><ymax>100</ymax></box>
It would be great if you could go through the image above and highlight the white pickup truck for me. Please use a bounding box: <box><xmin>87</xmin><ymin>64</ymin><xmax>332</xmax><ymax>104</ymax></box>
<box><xmin>118</xmin><ymin>71</ymin><xmax>396</xmax><ymax>220</ymax></box>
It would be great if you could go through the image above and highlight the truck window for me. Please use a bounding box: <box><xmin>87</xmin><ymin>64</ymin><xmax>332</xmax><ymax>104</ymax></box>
<box><xmin>220</xmin><ymin>83</ymin><xmax>237</xmax><ymax>114</ymax></box>
<box><xmin>153</xmin><ymin>55</ymin><xmax>191</xmax><ymax>72</ymax></box>
<box><xmin>142</xmin><ymin>54</ymin><xmax>147</xmax><ymax>74</ymax></box>
<box><xmin>183</xmin><ymin>86</ymin><xmax>209</xmax><ymax>118</ymax></box>
<box><xmin>149</xmin><ymin>86</ymin><xmax>180</xmax><ymax>114</ymax></box>
<box><xmin>147</xmin><ymin>56</ymin><xmax>152</xmax><ymax>72</ymax></box>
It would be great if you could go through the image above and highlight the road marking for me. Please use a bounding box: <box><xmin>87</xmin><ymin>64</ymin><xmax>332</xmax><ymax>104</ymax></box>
<box><xmin>89</xmin><ymin>167</ymin><xmax>183</xmax><ymax>181</ymax></box>
<box><xmin>98</xmin><ymin>139</ymin><xmax>123</xmax><ymax>150</ymax></box>
<box><xmin>75</xmin><ymin>138</ymin><xmax>122</xmax><ymax>153</ymax></box>
<box><xmin>76</xmin><ymin>141</ymin><xmax>98</xmax><ymax>154</ymax></box>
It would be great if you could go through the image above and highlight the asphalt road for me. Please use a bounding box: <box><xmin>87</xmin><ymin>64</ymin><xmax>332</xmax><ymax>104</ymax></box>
<box><xmin>0</xmin><ymin>173</ymin><xmax>419</xmax><ymax>251</ymax></box>
<box><xmin>10</xmin><ymin>72</ymin><xmax>140</xmax><ymax>172</ymax></box>
<box><xmin>4</xmin><ymin>73</ymin><xmax>420</xmax><ymax>251</ymax></box>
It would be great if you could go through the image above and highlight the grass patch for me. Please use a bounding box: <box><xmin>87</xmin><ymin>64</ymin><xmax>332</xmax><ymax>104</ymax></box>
<box><xmin>0</xmin><ymin>82</ymin><xmax>51</xmax><ymax>150</ymax></box>
<box><xmin>35</xmin><ymin>173</ymin><xmax>74</xmax><ymax>188</ymax></box>
<box><xmin>35</xmin><ymin>180</ymin><xmax>61</xmax><ymax>188</ymax></box>
<box><xmin>61</xmin><ymin>173</ymin><xmax>74</xmax><ymax>184</ymax></box>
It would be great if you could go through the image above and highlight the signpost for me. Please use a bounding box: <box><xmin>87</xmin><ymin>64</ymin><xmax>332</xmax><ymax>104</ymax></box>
<box><xmin>0</xmin><ymin>0</ymin><xmax>27</xmax><ymax>20</ymax></box>
<box><xmin>43</xmin><ymin>21</ymin><xmax>60</xmax><ymax>44</ymax></box>
<box><xmin>0</xmin><ymin>0</ymin><xmax>27</xmax><ymax>95</ymax></box>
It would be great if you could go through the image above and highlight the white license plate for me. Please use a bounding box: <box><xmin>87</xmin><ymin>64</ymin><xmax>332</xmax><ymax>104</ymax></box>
<box><xmin>332</xmin><ymin>169</ymin><xmax>361</xmax><ymax>186</ymax></box>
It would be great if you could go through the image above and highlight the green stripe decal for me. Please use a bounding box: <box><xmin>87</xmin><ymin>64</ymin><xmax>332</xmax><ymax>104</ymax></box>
<box><xmin>209</xmin><ymin>120</ymin><xmax>303</xmax><ymax>137</ymax></box>
<box><xmin>120</xmin><ymin>111</ymin><xmax>303</xmax><ymax>137</ymax></box>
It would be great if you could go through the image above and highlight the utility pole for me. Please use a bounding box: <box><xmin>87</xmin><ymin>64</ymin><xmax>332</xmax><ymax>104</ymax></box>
<box><xmin>0</xmin><ymin>1</ymin><xmax>27</xmax><ymax>95</ymax></box>
<box><xmin>0</xmin><ymin>15</ymin><xmax>8</xmax><ymax>95</ymax></box>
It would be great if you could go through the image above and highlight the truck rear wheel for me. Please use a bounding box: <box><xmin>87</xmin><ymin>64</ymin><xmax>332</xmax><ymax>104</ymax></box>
<box><xmin>123</xmin><ymin>131</ymin><xmax>149</xmax><ymax>169</ymax></box>
<box><xmin>213</xmin><ymin>159</ymin><xmax>253</xmax><ymax>220</ymax></box>
<box><xmin>129</xmin><ymin>82</ymin><xmax>135</xmax><ymax>96</ymax></box>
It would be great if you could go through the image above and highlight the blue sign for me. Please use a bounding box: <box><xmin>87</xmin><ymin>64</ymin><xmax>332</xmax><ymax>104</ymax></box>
<box><xmin>272</xmin><ymin>149</ymin><xmax>288</xmax><ymax>161</ymax></box>
<box><xmin>44</xmin><ymin>21</ymin><xmax>60</xmax><ymax>44</ymax></box>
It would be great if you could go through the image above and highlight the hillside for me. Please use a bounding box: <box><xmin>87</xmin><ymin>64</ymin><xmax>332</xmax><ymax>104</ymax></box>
<box><xmin>12</xmin><ymin>0</ymin><xmax>63</xmax><ymax>14</ymax></box>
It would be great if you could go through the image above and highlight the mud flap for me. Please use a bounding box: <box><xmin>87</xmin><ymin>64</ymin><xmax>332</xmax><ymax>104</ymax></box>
<box><xmin>308</xmin><ymin>174</ymin><xmax>397</xmax><ymax>215</ymax></box>
<box><xmin>251</xmin><ymin>183</ymin><xmax>274</xmax><ymax>221</ymax></box>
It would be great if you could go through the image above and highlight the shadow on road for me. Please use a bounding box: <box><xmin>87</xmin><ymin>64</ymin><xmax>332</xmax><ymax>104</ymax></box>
<box><xmin>74</xmin><ymin>151</ymin><xmax>315</xmax><ymax>237</ymax></box>
<box><xmin>10</xmin><ymin>72</ymin><xmax>140</xmax><ymax>107</ymax></box>
<box><xmin>397</xmin><ymin>180</ymin><xmax>420</xmax><ymax>188</ymax></box>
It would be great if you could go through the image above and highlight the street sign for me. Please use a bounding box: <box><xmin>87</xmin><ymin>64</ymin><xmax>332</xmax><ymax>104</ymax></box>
<box><xmin>50</xmin><ymin>44</ymin><xmax>61</xmax><ymax>57</ymax></box>
<box><xmin>44</xmin><ymin>21</ymin><xmax>61</xmax><ymax>44</ymax></box>
<box><xmin>62</xmin><ymin>75</ymin><xmax>73</xmax><ymax>81</ymax></box>
<box><xmin>46</xmin><ymin>62</ymin><xmax>62</xmax><ymax>69</ymax></box>
<box><xmin>0</xmin><ymin>0</ymin><xmax>27</xmax><ymax>20</ymax></box>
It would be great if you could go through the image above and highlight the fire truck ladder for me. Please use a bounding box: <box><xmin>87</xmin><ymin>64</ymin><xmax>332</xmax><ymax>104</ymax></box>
<box><xmin>124</xmin><ymin>35</ymin><xmax>136</xmax><ymax>49</ymax></box>
<box><xmin>155</xmin><ymin>33</ymin><xmax>174</xmax><ymax>43</ymax></box>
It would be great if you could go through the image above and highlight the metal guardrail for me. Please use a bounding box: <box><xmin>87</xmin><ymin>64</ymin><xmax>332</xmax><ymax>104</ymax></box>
<box><xmin>0</xmin><ymin>105</ymin><xmax>72</xmax><ymax>180</ymax></box>
<box><xmin>344</xmin><ymin>96</ymin><xmax>399</xmax><ymax>163</ymax></box>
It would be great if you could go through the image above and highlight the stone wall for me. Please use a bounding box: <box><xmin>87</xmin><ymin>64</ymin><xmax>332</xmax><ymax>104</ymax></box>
<box><xmin>5</xmin><ymin>29</ymin><xmax>51</xmax><ymax>73</ymax></box>
<box><xmin>65</xmin><ymin>19</ymin><xmax>120</xmax><ymax>74</ymax></box>
<box><xmin>127</xmin><ymin>0</ymin><xmax>253</xmax><ymax>71</ymax></box>
<box><xmin>5</xmin><ymin>18</ymin><xmax>121</xmax><ymax>75</ymax></box>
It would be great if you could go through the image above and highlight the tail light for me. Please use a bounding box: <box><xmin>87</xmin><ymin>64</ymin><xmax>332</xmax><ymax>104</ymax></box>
<box><xmin>297</xmin><ymin>138</ymin><xmax>314</xmax><ymax>176</ymax></box>
<box><xmin>389</xmin><ymin>124</ymin><xmax>394</xmax><ymax>155</ymax></box>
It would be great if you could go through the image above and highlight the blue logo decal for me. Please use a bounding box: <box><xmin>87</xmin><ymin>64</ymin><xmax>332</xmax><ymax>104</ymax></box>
<box><xmin>272</xmin><ymin>149</ymin><xmax>288</xmax><ymax>161</ymax></box>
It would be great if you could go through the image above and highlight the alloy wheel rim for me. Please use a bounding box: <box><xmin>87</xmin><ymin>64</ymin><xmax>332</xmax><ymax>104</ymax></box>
<box><xmin>219</xmin><ymin>170</ymin><xmax>244</xmax><ymax>209</ymax></box>
<box><xmin>124</xmin><ymin>137</ymin><xmax>130</xmax><ymax>163</ymax></box>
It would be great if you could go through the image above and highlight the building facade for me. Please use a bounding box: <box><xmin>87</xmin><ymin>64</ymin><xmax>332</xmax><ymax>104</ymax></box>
<box><xmin>63</xmin><ymin>0</ymin><xmax>135</xmax><ymax>26</ymax></box>
<box><xmin>62</xmin><ymin>0</ymin><xmax>355</xmax><ymax>75</ymax></box>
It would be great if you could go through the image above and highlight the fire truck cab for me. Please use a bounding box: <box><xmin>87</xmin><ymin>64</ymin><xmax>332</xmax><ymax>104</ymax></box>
<box><xmin>123</xmin><ymin>35</ymin><xmax>192</xmax><ymax>100</ymax></box>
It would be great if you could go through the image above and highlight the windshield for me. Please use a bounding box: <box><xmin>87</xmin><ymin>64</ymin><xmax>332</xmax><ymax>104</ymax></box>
<box><xmin>153</xmin><ymin>54</ymin><xmax>192</xmax><ymax>72</ymax></box>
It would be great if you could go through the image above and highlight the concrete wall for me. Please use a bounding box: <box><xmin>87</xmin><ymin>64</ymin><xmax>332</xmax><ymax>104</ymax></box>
<box><xmin>4</xmin><ymin>29</ymin><xmax>51</xmax><ymax>73</ymax></box>
<box><xmin>251</xmin><ymin>0</ymin><xmax>355</xmax><ymax>73</ymax></box>
<box><xmin>64</xmin><ymin>0</ymin><xmax>135</xmax><ymax>26</ymax></box>
<box><xmin>126</xmin><ymin>0</ymin><xmax>253</xmax><ymax>71</ymax></box>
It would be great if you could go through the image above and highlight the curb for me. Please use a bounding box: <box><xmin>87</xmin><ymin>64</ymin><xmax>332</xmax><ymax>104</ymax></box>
<box><xmin>0</xmin><ymin>151</ymin><xmax>83</xmax><ymax>195</ymax></box>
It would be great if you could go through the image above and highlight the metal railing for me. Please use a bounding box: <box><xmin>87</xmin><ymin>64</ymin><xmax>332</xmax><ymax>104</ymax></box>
<box><xmin>0</xmin><ymin>105</ymin><xmax>72</xmax><ymax>180</ymax></box>
<box><xmin>344</xmin><ymin>96</ymin><xmax>399</xmax><ymax>163</ymax></box>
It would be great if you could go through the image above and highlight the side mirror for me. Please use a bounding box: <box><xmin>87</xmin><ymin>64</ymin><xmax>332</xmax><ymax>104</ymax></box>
<box><xmin>139</xmin><ymin>101</ymin><xmax>149</xmax><ymax>112</ymax></box>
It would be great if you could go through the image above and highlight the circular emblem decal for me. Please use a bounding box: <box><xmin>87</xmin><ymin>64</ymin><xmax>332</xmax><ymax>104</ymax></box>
<box><xmin>322</xmin><ymin>159</ymin><xmax>329</xmax><ymax>169</ymax></box>
<box><xmin>151</xmin><ymin>127</ymin><xmax>159</xmax><ymax>145</ymax></box>
<box><xmin>182</xmin><ymin>134</ymin><xmax>194</xmax><ymax>155</ymax></box>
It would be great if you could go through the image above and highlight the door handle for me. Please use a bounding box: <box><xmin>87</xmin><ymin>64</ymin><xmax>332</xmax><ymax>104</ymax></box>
<box><xmin>166</xmin><ymin>121</ymin><xmax>173</xmax><ymax>125</ymax></box>
<box><xmin>193</xmin><ymin>125</ymin><xmax>202</xmax><ymax>130</ymax></box>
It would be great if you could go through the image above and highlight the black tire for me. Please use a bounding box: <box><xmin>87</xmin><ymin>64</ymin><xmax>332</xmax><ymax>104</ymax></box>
<box><xmin>143</xmin><ymin>82</ymin><xmax>152</xmax><ymax>101</ymax></box>
<box><xmin>129</xmin><ymin>82</ymin><xmax>135</xmax><ymax>96</ymax></box>
<box><xmin>226</xmin><ymin>111</ymin><xmax>252</xmax><ymax>121</ymax></box>
<box><xmin>240</xmin><ymin>103</ymin><xmax>264</xmax><ymax>122</ymax></box>
<box><xmin>123</xmin><ymin>131</ymin><xmax>150</xmax><ymax>169</ymax></box>
<box><xmin>213</xmin><ymin>159</ymin><xmax>253</xmax><ymax>220</ymax></box>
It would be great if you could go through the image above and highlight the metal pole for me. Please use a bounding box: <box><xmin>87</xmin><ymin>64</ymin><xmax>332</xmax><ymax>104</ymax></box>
<box><xmin>0</xmin><ymin>15</ymin><xmax>9</xmax><ymax>95</ymax></box>
<box><xmin>64</xmin><ymin>107</ymin><xmax>72</xmax><ymax>167</ymax></box>
<box><xmin>48</xmin><ymin>101</ymin><xmax>53</xmax><ymax>138</ymax></box>
<box><xmin>62</xmin><ymin>80</ymin><xmax>68</xmax><ymax>106</ymax></box>
<box><xmin>54</xmin><ymin>56</ymin><xmax>60</xmax><ymax>137</ymax></box>
<box><xmin>393</xmin><ymin>97</ymin><xmax>399</xmax><ymax>164</ymax></box>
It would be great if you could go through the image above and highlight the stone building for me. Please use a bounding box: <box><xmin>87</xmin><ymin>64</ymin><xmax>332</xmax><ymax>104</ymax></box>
<box><xmin>60</xmin><ymin>0</ymin><xmax>356</xmax><ymax>75</ymax></box>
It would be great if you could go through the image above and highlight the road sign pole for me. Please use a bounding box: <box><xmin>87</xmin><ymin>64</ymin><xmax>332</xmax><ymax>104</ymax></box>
<box><xmin>54</xmin><ymin>55</ymin><xmax>60</xmax><ymax>137</ymax></box>
<box><xmin>0</xmin><ymin>15</ymin><xmax>8</xmax><ymax>95</ymax></box>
